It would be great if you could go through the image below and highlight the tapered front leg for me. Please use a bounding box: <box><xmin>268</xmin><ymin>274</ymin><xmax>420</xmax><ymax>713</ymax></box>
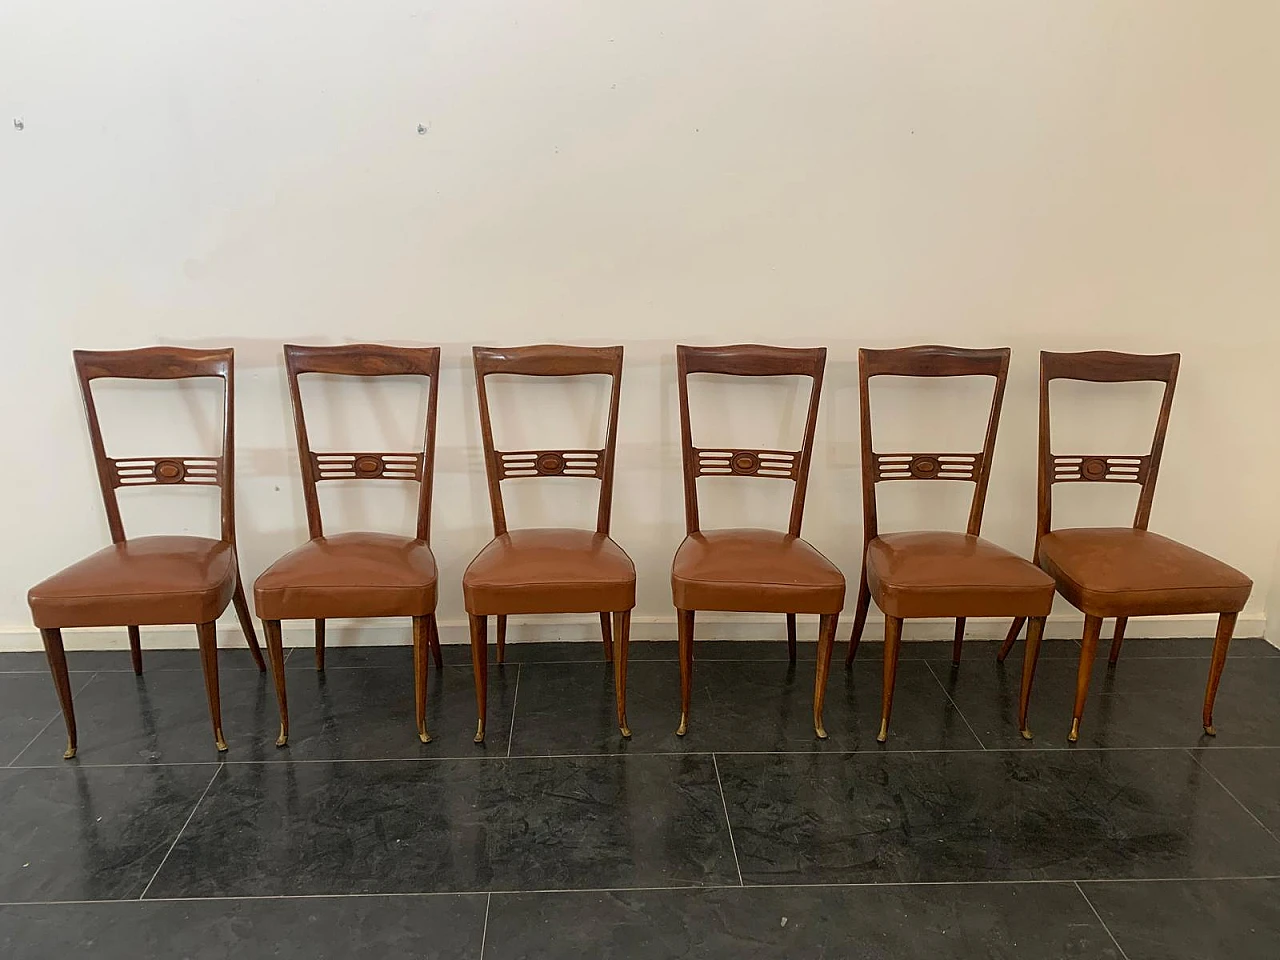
<box><xmin>413</xmin><ymin>615</ymin><xmax>432</xmax><ymax>743</ymax></box>
<box><xmin>1069</xmin><ymin>616</ymin><xmax>1103</xmax><ymax>742</ymax></box>
<box><xmin>676</xmin><ymin>609</ymin><xmax>695</xmax><ymax>736</ymax></box>
<box><xmin>314</xmin><ymin>619</ymin><xmax>326</xmax><ymax>671</ymax></box>
<box><xmin>612</xmin><ymin>610</ymin><xmax>632</xmax><ymax>738</ymax></box>
<box><xmin>1108</xmin><ymin>617</ymin><xmax>1128</xmax><ymax>666</ymax></box>
<box><xmin>813</xmin><ymin>612</ymin><xmax>838</xmax><ymax>739</ymax></box>
<box><xmin>1202</xmin><ymin>612</ymin><xmax>1238</xmax><ymax>736</ymax></box>
<box><xmin>127</xmin><ymin>626</ymin><xmax>143</xmax><ymax>675</ymax></box>
<box><xmin>600</xmin><ymin>612</ymin><xmax>614</xmax><ymax>662</ymax></box>
<box><xmin>262</xmin><ymin>620</ymin><xmax>289</xmax><ymax>747</ymax></box>
<box><xmin>469</xmin><ymin>614</ymin><xmax>488</xmax><ymax>743</ymax></box>
<box><xmin>787</xmin><ymin>614</ymin><xmax>797</xmax><ymax>664</ymax></box>
<box><xmin>1017</xmin><ymin>616</ymin><xmax>1046</xmax><ymax>740</ymax></box>
<box><xmin>495</xmin><ymin>615</ymin><xmax>507</xmax><ymax>665</ymax></box>
<box><xmin>196</xmin><ymin>620</ymin><xmax>227</xmax><ymax>751</ymax></box>
<box><xmin>952</xmin><ymin>618</ymin><xmax>966</xmax><ymax>665</ymax></box>
<box><xmin>997</xmin><ymin>617</ymin><xmax>1026</xmax><ymax>663</ymax></box>
<box><xmin>877</xmin><ymin>616</ymin><xmax>904</xmax><ymax>743</ymax></box>
<box><xmin>40</xmin><ymin>628</ymin><xmax>77</xmax><ymax>759</ymax></box>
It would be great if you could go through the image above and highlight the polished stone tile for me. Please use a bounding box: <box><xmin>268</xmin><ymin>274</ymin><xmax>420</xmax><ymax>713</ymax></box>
<box><xmin>0</xmin><ymin>764</ymin><xmax>217</xmax><ymax>902</ymax></box>
<box><xmin>485</xmin><ymin>882</ymin><xmax>1119</xmax><ymax>959</ymax></box>
<box><xmin>1085</xmin><ymin>879</ymin><xmax>1280</xmax><ymax>960</ymax></box>
<box><xmin>14</xmin><ymin>668</ymin><xmax>286</xmax><ymax>765</ymax></box>
<box><xmin>0</xmin><ymin>674</ymin><xmax>63</xmax><ymax>766</ymax></box>
<box><xmin>270</xmin><ymin>664</ymin><xmax>516</xmax><ymax>760</ymax></box>
<box><xmin>0</xmin><ymin>646</ymin><xmax>278</xmax><ymax>673</ymax></box>
<box><xmin>508</xmin><ymin>658</ymin><xmax>982</xmax><ymax>756</ymax></box>
<box><xmin>145</xmin><ymin>755</ymin><xmax>737</xmax><ymax>897</ymax></box>
<box><xmin>0</xmin><ymin>894</ymin><xmax>486</xmax><ymax>959</ymax></box>
<box><xmin>1192</xmin><ymin>747</ymin><xmax>1280</xmax><ymax>836</ymax></box>
<box><xmin>934</xmin><ymin>654</ymin><xmax>1280</xmax><ymax>749</ymax></box>
<box><xmin>716</xmin><ymin>749</ymin><xmax>1280</xmax><ymax>884</ymax></box>
<box><xmin>1101</xmin><ymin>637</ymin><xmax>1278</xmax><ymax>658</ymax></box>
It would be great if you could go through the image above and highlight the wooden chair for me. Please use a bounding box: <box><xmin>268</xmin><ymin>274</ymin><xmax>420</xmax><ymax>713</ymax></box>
<box><xmin>998</xmin><ymin>351</ymin><xmax>1251</xmax><ymax>741</ymax></box>
<box><xmin>672</xmin><ymin>344</ymin><xmax>844</xmax><ymax>738</ymax></box>
<box><xmin>840</xmin><ymin>346</ymin><xmax>1056</xmax><ymax>743</ymax></box>
<box><xmin>27</xmin><ymin>347</ymin><xmax>265</xmax><ymax>758</ymax></box>
<box><xmin>463</xmin><ymin>345</ymin><xmax>635</xmax><ymax>742</ymax></box>
<box><xmin>254</xmin><ymin>344</ymin><xmax>443</xmax><ymax>747</ymax></box>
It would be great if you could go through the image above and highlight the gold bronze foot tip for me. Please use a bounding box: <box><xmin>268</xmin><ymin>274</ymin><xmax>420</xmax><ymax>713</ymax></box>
<box><xmin>215</xmin><ymin>739</ymin><xmax>229</xmax><ymax>753</ymax></box>
<box><xmin>474</xmin><ymin>720</ymin><xmax>485</xmax><ymax>744</ymax></box>
<box><xmin>1203</xmin><ymin>724</ymin><xmax>1217</xmax><ymax>737</ymax></box>
<box><xmin>275</xmin><ymin>724</ymin><xmax>288</xmax><ymax>748</ymax></box>
<box><xmin>1020</xmin><ymin>728</ymin><xmax>1033</xmax><ymax>741</ymax></box>
<box><xmin>815</xmin><ymin>724</ymin><xmax>828</xmax><ymax>740</ymax></box>
<box><xmin>676</xmin><ymin>714</ymin><xmax>688</xmax><ymax>737</ymax></box>
<box><xmin>418</xmin><ymin>730</ymin><xmax>433</xmax><ymax>744</ymax></box>
<box><xmin>1067</xmin><ymin>719</ymin><xmax>1080</xmax><ymax>743</ymax></box>
<box><xmin>63</xmin><ymin>743</ymin><xmax>77</xmax><ymax>760</ymax></box>
<box><xmin>876</xmin><ymin>718</ymin><xmax>889</xmax><ymax>743</ymax></box>
<box><xmin>619</xmin><ymin>724</ymin><xmax>632</xmax><ymax>739</ymax></box>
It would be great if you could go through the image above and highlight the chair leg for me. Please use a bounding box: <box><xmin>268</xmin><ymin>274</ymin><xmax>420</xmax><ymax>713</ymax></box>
<box><xmin>1108</xmin><ymin>617</ymin><xmax>1128</xmax><ymax>666</ymax></box>
<box><xmin>952</xmin><ymin>618</ymin><xmax>966</xmax><ymax>665</ymax></box>
<box><xmin>231</xmin><ymin>572</ymin><xmax>266</xmax><ymax>672</ymax></box>
<box><xmin>877</xmin><ymin>616</ymin><xmax>904</xmax><ymax>743</ymax></box>
<box><xmin>612</xmin><ymin>610</ymin><xmax>632</xmax><ymax>738</ymax></box>
<box><xmin>413</xmin><ymin>615</ymin><xmax>432</xmax><ymax>744</ymax></box>
<box><xmin>997</xmin><ymin>617</ymin><xmax>1026</xmax><ymax>663</ymax></box>
<box><xmin>787</xmin><ymin>614</ymin><xmax>798</xmax><ymax>664</ymax></box>
<box><xmin>1017</xmin><ymin>616</ymin><xmax>1047</xmax><ymax>740</ymax></box>
<box><xmin>195</xmin><ymin>620</ymin><xmax>227</xmax><ymax>752</ymax></box>
<box><xmin>128</xmin><ymin>625</ymin><xmax>143</xmax><ymax>676</ymax></box>
<box><xmin>676</xmin><ymin>609</ymin><xmax>695</xmax><ymax>736</ymax></box>
<box><xmin>600</xmin><ymin>612</ymin><xmax>614</xmax><ymax>662</ymax></box>
<box><xmin>469</xmin><ymin>614</ymin><xmax>488</xmax><ymax>743</ymax></box>
<box><xmin>845</xmin><ymin>565</ymin><xmax>871</xmax><ymax>666</ymax></box>
<box><xmin>1202</xmin><ymin>611</ymin><xmax>1238</xmax><ymax>736</ymax></box>
<box><xmin>428</xmin><ymin>614</ymin><xmax>443</xmax><ymax>669</ymax></box>
<box><xmin>40</xmin><ymin>627</ymin><xmax>77</xmax><ymax>759</ymax></box>
<box><xmin>813</xmin><ymin>612</ymin><xmax>838</xmax><ymax>739</ymax></box>
<box><xmin>314</xmin><ymin>619</ymin><xmax>326</xmax><ymax>671</ymax></box>
<box><xmin>1069</xmin><ymin>616</ymin><xmax>1103</xmax><ymax>742</ymax></box>
<box><xmin>263</xmin><ymin>619</ymin><xmax>289</xmax><ymax>747</ymax></box>
<box><xmin>495</xmin><ymin>615</ymin><xmax>507</xmax><ymax>665</ymax></box>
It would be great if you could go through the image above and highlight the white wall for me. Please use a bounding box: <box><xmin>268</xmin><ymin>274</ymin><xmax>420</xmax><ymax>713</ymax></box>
<box><xmin>2</xmin><ymin>1</ymin><xmax>1278</xmax><ymax>648</ymax></box>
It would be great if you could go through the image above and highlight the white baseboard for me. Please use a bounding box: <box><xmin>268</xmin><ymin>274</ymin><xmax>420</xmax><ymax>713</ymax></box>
<box><xmin>0</xmin><ymin>612</ymin><xmax>1268</xmax><ymax>652</ymax></box>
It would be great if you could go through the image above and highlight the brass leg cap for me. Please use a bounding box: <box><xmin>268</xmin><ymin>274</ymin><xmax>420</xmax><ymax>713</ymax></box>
<box><xmin>619</xmin><ymin>724</ymin><xmax>632</xmax><ymax>739</ymax></box>
<box><xmin>275</xmin><ymin>725</ymin><xmax>288</xmax><ymax>748</ymax></box>
<box><xmin>215</xmin><ymin>739</ymin><xmax>229</xmax><ymax>753</ymax></box>
<box><xmin>1068</xmin><ymin>719</ymin><xmax>1080</xmax><ymax>743</ymax></box>
<box><xmin>1020</xmin><ymin>728</ymin><xmax>1033</xmax><ymax>741</ymax></box>
<box><xmin>876</xmin><ymin>718</ymin><xmax>889</xmax><ymax>743</ymax></box>
<box><xmin>418</xmin><ymin>730</ymin><xmax>433</xmax><ymax>744</ymax></box>
<box><xmin>815</xmin><ymin>724</ymin><xmax>828</xmax><ymax>741</ymax></box>
<box><xmin>63</xmin><ymin>743</ymin><xmax>77</xmax><ymax>760</ymax></box>
<box><xmin>676</xmin><ymin>714</ymin><xmax>688</xmax><ymax>737</ymax></box>
<box><xmin>1204</xmin><ymin>724</ymin><xmax>1217</xmax><ymax>737</ymax></box>
<box><xmin>474</xmin><ymin>720</ymin><xmax>485</xmax><ymax>744</ymax></box>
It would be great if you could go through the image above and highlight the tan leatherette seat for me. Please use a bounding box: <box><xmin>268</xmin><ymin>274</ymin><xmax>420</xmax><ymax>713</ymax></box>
<box><xmin>253</xmin><ymin>344</ymin><xmax>443</xmax><ymax>748</ymax></box>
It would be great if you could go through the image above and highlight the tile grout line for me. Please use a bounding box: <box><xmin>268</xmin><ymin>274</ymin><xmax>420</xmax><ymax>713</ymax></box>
<box><xmin>7</xmin><ymin>672</ymin><xmax>100</xmax><ymax>767</ymax></box>
<box><xmin>1073</xmin><ymin>880</ymin><xmax>1132</xmax><ymax>960</ymax></box>
<box><xmin>506</xmin><ymin>665</ymin><xmax>520</xmax><ymax>759</ymax></box>
<box><xmin>138</xmin><ymin>764</ymin><xmax>224</xmax><ymax>901</ymax></box>
<box><xmin>478</xmin><ymin>892</ymin><xmax>491</xmax><ymax>960</ymax></box>
<box><xmin>711</xmin><ymin>753</ymin><xmax>745</xmax><ymax>887</ymax></box>
<box><xmin>1185</xmin><ymin>748</ymin><xmax>1280</xmax><ymax>846</ymax></box>
<box><xmin>922</xmin><ymin>660</ymin><xmax>988</xmax><ymax>750</ymax></box>
<box><xmin>5</xmin><ymin>875</ymin><xmax>1280</xmax><ymax>908</ymax></box>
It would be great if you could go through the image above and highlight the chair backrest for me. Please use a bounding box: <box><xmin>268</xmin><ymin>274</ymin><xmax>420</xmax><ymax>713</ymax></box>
<box><xmin>676</xmin><ymin>344</ymin><xmax>827</xmax><ymax>537</ymax></box>
<box><xmin>473</xmin><ymin>344</ymin><xmax>624</xmax><ymax>538</ymax></box>
<box><xmin>858</xmin><ymin>345</ymin><xmax>1011</xmax><ymax>542</ymax></box>
<box><xmin>284</xmin><ymin>343</ymin><xmax>441</xmax><ymax>542</ymax></box>
<box><xmin>74</xmin><ymin>346</ymin><xmax>237</xmax><ymax>545</ymax></box>
<box><xmin>1037</xmin><ymin>350</ymin><xmax>1180</xmax><ymax>543</ymax></box>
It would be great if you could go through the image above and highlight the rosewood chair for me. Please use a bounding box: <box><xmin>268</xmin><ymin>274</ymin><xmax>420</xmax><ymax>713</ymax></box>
<box><xmin>998</xmin><ymin>351</ymin><xmax>1251</xmax><ymax>741</ymax></box>
<box><xmin>840</xmin><ymin>346</ymin><xmax>1055</xmax><ymax>743</ymax></box>
<box><xmin>463</xmin><ymin>345</ymin><xmax>635</xmax><ymax>742</ymax></box>
<box><xmin>672</xmin><ymin>344</ymin><xmax>844</xmax><ymax>738</ymax></box>
<box><xmin>254</xmin><ymin>344</ymin><xmax>443</xmax><ymax>746</ymax></box>
<box><xmin>27</xmin><ymin>347</ymin><xmax>265</xmax><ymax>758</ymax></box>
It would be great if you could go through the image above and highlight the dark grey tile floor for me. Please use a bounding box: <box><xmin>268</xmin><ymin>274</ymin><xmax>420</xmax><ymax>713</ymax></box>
<box><xmin>1</xmin><ymin>634</ymin><xmax>1278</xmax><ymax>958</ymax></box>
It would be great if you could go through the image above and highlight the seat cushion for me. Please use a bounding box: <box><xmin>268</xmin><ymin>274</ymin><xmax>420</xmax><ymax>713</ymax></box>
<box><xmin>671</xmin><ymin>528</ymin><xmax>845</xmax><ymax>614</ymax></box>
<box><xmin>1039</xmin><ymin>527</ymin><xmax>1252</xmax><ymax>618</ymax></box>
<box><xmin>28</xmin><ymin>536</ymin><xmax>236</xmax><ymax>629</ymax></box>
<box><xmin>866</xmin><ymin>531</ymin><xmax>1055</xmax><ymax>619</ymax></box>
<box><xmin>254</xmin><ymin>532</ymin><xmax>437</xmax><ymax>621</ymax></box>
<box><xmin>463</xmin><ymin>528</ymin><xmax>636</xmax><ymax>615</ymax></box>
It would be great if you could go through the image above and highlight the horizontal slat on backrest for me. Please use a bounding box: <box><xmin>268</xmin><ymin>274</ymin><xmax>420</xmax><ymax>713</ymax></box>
<box><xmin>74</xmin><ymin>346</ymin><xmax>232</xmax><ymax>380</ymax></box>
<box><xmin>861</xmin><ymin>345</ymin><xmax>1009</xmax><ymax>378</ymax></box>
<box><xmin>678</xmin><ymin>344</ymin><xmax>825</xmax><ymax>377</ymax></box>
<box><xmin>473</xmin><ymin>345</ymin><xmax>623</xmax><ymax>377</ymax></box>
<box><xmin>1041</xmin><ymin>350</ymin><xmax>1179</xmax><ymax>383</ymax></box>
<box><xmin>285</xmin><ymin>343</ymin><xmax>440</xmax><ymax>377</ymax></box>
